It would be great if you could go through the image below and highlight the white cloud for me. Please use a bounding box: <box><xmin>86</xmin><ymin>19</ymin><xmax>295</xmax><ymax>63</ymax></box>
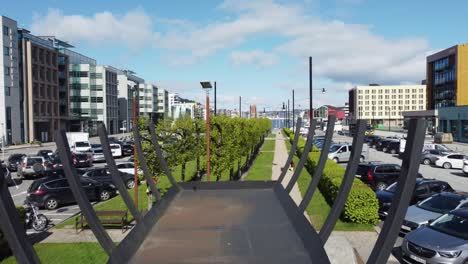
<box><xmin>31</xmin><ymin>9</ymin><xmax>157</xmax><ymax>50</ymax></box>
<box><xmin>229</xmin><ymin>50</ymin><xmax>278</xmax><ymax>67</ymax></box>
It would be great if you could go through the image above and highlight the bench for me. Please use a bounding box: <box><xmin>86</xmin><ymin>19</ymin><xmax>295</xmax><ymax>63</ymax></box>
<box><xmin>75</xmin><ymin>211</ymin><xmax>129</xmax><ymax>233</ymax></box>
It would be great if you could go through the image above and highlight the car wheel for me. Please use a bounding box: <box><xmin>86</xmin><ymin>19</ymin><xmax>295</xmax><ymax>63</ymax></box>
<box><xmin>375</xmin><ymin>182</ymin><xmax>388</xmax><ymax>191</ymax></box>
<box><xmin>99</xmin><ymin>190</ymin><xmax>111</xmax><ymax>201</ymax></box>
<box><xmin>359</xmin><ymin>156</ymin><xmax>364</xmax><ymax>162</ymax></box>
<box><xmin>126</xmin><ymin>180</ymin><xmax>135</xmax><ymax>189</ymax></box>
<box><xmin>382</xmin><ymin>147</ymin><xmax>388</xmax><ymax>152</ymax></box>
<box><xmin>45</xmin><ymin>198</ymin><xmax>59</xmax><ymax>210</ymax></box>
<box><xmin>443</xmin><ymin>162</ymin><xmax>452</xmax><ymax>169</ymax></box>
<box><xmin>423</xmin><ymin>158</ymin><xmax>431</xmax><ymax>165</ymax></box>
<box><xmin>333</xmin><ymin>158</ymin><xmax>339</xmax><ymax>163</ymax></box>
<box><xmin>390</xmin><ymin>149</ymin><xmax>397</xmax><ymax>154</ymax></box>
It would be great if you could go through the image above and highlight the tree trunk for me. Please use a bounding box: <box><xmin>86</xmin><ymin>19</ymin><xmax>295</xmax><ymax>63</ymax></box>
<box><xmin>238</xmin><ymin>159</ymin><xmax>241</xmax><ymax>179</ymax></box>
<box><xmin>196</xmin><ymin>156</ymin><xmax>200</xmax><ymax>180</ymax></box>
<box><xmin>181</xmin><ymin>162</ymin><xmax>186</xmax><ymax>182</ymax></box>
<box><xmin>229</xmin><ymin>167</ymin><xmax>234</xmax><ymax>181</ymax></box>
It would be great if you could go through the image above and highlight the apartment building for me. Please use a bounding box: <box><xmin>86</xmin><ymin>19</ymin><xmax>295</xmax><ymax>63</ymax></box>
<box><xmin>138</xmin><ymin>83</ymin><xmax>158</xmax><ymax>122</ymax></box>
<box><xmin>427</xmin><ymin>44</ymin><xmax>468</xmax><ymax>109</ymax></box>
<box><xmin>157</xmin><ymin>89</ymin><xmax>169</xmax><ymax>118</ymax></box>
<box><xmin>0</xmin><ymin>16</ymin><xmax>21</xmax><ymax>144</ymax></box>
<box><xmin>117</xmin><ymin>70</ymin><xmax>143</xmax><ymax>132</ymax></box>
<box><xmin>349</xmin><ymin>84</ymin><xmax>426</xmax><ymax>128</ymax></box>
<box><xmin>68</xmin><ymin>63</ymin><xmax>119</xmax><ymax>135</ymax></box>
<box><xmin>18</xmin><ymin>29</ymin><xmax>71</xmax><ymax>142</ymax></box>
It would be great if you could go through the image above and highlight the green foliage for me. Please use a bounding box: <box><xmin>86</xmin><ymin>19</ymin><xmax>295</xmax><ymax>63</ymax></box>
<box><xmin>0</xmin><ymin>207</ymin><xmax>27</xmax><ymax>259</ymax></box>
<box><xmin>283</xmin><ymin>129</ymin><xmax>379</xmax><ymax>225</ymax></box>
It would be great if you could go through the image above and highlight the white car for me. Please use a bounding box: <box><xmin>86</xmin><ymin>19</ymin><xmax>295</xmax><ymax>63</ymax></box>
<box><xmin>116</xmin><ymin>162</ymin><xmax>142</xmax><ymax>175</ymax></box>
<box><xmin>434</xmin><ymin>153</ymin><xmax>468</xmax><ymax>169</ymax></box>
<box><xmin>463</xmin><ymin>160</ymin><xmax>468</xmax><ymax>175</ymax></box>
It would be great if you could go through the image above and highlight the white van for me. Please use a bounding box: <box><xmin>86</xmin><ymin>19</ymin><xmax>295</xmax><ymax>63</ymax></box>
<box><xmin>109</xmin><ymin>144</ymin><xmax>122</xmax><ymax>158</ymax></box>
<box><xmin>399</xmin><ymin>139</ymin><xmax>452</xmax><ymax>154</ymax></box>
<box><xmin>328</xmin><ymin>144</ymin><xmax>368</xmax><ymax>163</ymax></box>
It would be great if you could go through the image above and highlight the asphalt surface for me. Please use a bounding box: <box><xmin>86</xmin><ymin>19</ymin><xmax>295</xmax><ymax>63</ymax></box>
<box><xmin>3</xmin><ymin>136</ymin><xmax>131</xmax><ymax>233</ymax></box>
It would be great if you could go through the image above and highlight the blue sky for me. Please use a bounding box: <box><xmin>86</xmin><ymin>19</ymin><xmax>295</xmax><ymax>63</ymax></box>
<box><xmin>3</xmin><ymin>0</ymin><xmax>468</xmax><ymax>110</ymax></box>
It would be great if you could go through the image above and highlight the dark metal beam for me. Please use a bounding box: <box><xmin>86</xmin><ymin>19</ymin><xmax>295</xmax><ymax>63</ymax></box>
<box><xmin>367</xmin><ymin>118</ymin><xmax>426</xmax><ymax>264</ymax></box>
<box><xmin>148</xmin><ymin>121</ymin><xmax>180</xmax><ymax>189</ymax></box>
<box><xmin>98</xmin><ymin>124</ymin><xmax>144</xmax><ymax>224</ymax></box>
<box><xmin>133</xmin><ymin>125</ymin><xmax>161</xmax><ymax>201</ymax></box>
<box><xmin>319</xmin><ymin>119</ymin><xmax>366</xmax><ymax>242</ymax></box>
<box><xmin>0</xmin><ymin>170</ymin><xmax>40</xmax><ymax>264</ymax></box>
<box><xmin>55</xmin><ymin>130</ymin><xmax>117</xmax><ymax>257</ymax></box>
<box><xmin>297</xmin><ymin>115</ymin><xmax>336</xmax><ymax>213</ymax></box>
<box><xmin>276</xmin><ymin>117</ymin><xmax>302</xmax><ymax>185</ymax></box>
<box><xmin>284</xmin><ymin>119</ymin><xmax>316</xmax><ymax>193</ymax></box>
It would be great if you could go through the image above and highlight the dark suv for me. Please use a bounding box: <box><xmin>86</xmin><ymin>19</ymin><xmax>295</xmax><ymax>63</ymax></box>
<box><xmin>7</xmin><ymin>153</ymin><xmax>26</xmax><ymax>172</ymax></box>
<box><xmin>384</xmin><ymin>141</ymin><xmax>400</xmax><ymax>154</ymax></box>
<box><xmin>356</xmin><ymin>163</ymin><xmax>422</xmax><ymax>191</ymax></box>
<box><xmin>81</xmin><ymin>168</ymin><xmax>137</xmax><ymax>189</ymax></box>
<box><xmin>26</xmin><ymin>176</ymin><xmax>116</xmax><ymax>210</ymax></box>
<box><xmin>376</xmin><ymin>178</ymin><xmax>454</xmax><ymax>217</ymax></box>
<box><xmin>376</xmin><ymin>139</ymin><xmax>398</xmax><ymax>151</ymax></box>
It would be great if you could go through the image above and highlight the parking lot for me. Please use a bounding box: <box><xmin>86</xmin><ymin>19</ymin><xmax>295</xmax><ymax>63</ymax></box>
<box><xmin>3</xmin><ymin>136</ymin><xmax>131</xmax><ymax>233</ymax></box>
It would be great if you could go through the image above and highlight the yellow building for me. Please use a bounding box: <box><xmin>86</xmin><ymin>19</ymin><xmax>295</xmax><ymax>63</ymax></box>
<box><xmin>426</xmin><ymin>44</ymin><xmax>468</xmax><ymax>109</ymax></box>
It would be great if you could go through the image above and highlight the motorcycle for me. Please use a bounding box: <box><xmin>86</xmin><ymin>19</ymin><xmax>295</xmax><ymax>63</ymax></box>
<box><xmin>24</xmin><ymin>203</ymin><xmax>49</xmax><ymax>231</ymax></box>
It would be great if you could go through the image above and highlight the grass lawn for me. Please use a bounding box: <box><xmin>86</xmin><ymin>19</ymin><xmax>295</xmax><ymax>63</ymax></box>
<box><xmin>2</xmin><ymin>243</ymin><xmax>107</xmax><ymax>264</ymax></box>
<box><xmin>284</xmin><ymin>132</ymin><xmax>373</xmax><ymax>231</ymax></box>
<box><xmin>246</xmin><ymin>136</ymin><xmax>276</xmax><ymax>181</ymax></box>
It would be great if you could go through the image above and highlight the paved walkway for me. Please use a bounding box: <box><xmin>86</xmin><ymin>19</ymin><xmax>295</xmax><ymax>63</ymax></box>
<box><xmin>271</xmin><ymin>131</ymin><xmax>356</xmax><ymax>264</ymax></box>
<box><xmin>40</xmin><ymin>229</ymin><xmax>128</xmax><ymax>243</ymax></box>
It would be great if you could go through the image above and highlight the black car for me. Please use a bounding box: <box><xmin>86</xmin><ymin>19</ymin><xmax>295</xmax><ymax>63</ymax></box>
<box><xmin>364</xmin><ymin>135</ymin><xmax>380</xmax><ymax>144</ymax></box>
<box><xmin>37</xmin><ymin>150</ymin><xmax>54</xmax><ymax>158</ymax></box>
<box><xmin>376</xmin><ymin>178</ymin><xmax>454</xmax><ymax>217</ymax></box>
<box><xmin>26</xmin><ymin>176</ymin><xmax>116</xmax><ymax>210</ymax></box>
<box><xmin>7</xmin><ymin>153</ymin><xmax>26</xmax><ymax>171</ymax></box>
<box><xmin>384</xmin><ymin>141</ymin><xmax>400</xmax><ymax>154</ymax></box>
<box><xmin>368</xmin><ymin>136</ymin><xmax>382</xmax><ymax>148</ymax></box>
<box><xmin>82</xmin><ymin>167</ymin><xmax>138</xmax><ymax>189</ymax></box>
<box><xmin>72</xmin><ymin>152</ymin><xmax>93</xmax><ymax>167</ymax></box>
<box><xmin>376</xmin><ymin>139</ymin><xmax>398</xmax><ymax>151</ymax></box>
<box><xmin>356</xmin><ymin>162</ymin><xmax>423</xmax><ymax>191</ymax></box>
<box><xmin>121</xmin><ymin>143</ymin><xmax>134</xmax><ymax>156</ymax></box>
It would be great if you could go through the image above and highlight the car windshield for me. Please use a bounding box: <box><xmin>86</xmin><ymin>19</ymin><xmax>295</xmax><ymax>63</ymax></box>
<box><xmin>429</xmin><ymin>213</ymin><xmax>468</xmax><ymax>240</ymax></box>
<box><xmin>417</xmin><ymin>195</ymin><xmax>463</xmax><ymax>214</ymax></box>
<box><xmin>75</xmin><ymin>142</ymin><xmax>89</xmax><ymax>148</ymax></box>
<box><xmin>329</xmin><ymin>145</ymin><xmax>342</xmax><ymax>152</ymax></box>
<box><xmin>93</xmin><ymin>149</ymin><xmax>103</xmax><ymax>154</ymax></box>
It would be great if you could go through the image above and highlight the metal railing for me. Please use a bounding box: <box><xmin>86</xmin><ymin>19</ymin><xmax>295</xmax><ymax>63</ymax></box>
<box><xmin>0</xmin><ymin>117</ymin><xmax>426</xmax><ymax>264</ymax></box>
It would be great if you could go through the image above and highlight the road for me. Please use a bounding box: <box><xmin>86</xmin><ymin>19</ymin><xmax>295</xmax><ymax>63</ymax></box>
<box><xmin>3</xmin><ymin>135</ymin><xmax>131</xmax><ymax>233</ymax></box>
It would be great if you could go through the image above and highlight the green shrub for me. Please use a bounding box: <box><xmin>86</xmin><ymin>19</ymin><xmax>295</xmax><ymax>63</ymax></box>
<box><xmin>283</xmin><ymin>128</ymin><xmax>379</xmax><ymax>224</ymax></box>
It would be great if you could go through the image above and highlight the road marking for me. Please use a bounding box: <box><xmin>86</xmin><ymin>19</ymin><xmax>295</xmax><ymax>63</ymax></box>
<box><xmin>11</xmin><ymin>191</ymin><xmax>27</xmax><ymax>197</ymax></box>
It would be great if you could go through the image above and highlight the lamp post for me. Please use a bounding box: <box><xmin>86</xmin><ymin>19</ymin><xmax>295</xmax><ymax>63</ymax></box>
<box><xmin>292</xmin><ymin>89</ymin><xmax>295</xmax><ymax>131</ymax></box>
<box><xmin>282</xmin><ymin>102</ymin><xmax>286</xmax><ymax>127</ymax></box>
<box><xmin>132</xmin><ymin>86</ymin><xmax>138</xmax><ymax>209</ymax></box>
<box><xmin>200</xmin><ymin>81</ymin><xmax>213</xmax><ymax>181</ymax></box>
<box><xmin>239</xmin><ymin>96</ymin><xmax>242</xmax><ymax>118</ymax></box>
<box><xmin>214</xmin><ymin>81</ymin><xmax>217</xmax><ymax>116</ymax></box>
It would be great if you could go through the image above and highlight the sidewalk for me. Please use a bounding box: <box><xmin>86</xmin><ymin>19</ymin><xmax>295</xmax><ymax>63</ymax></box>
<box><xmin>271</xmin><ymin>131</ymin><xmax>357</xmax><ymax>264</ymax></box>
<box><xmin>40</xmin><ymin>229</ymin><xmax>129</xmax><ymax>243</ymax></box>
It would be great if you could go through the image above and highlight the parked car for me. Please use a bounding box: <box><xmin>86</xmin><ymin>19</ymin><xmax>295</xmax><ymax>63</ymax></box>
<box><xmin>18</xmin><ymin>156</ymin><xmax>51</xmax><ymax>179</ymax></box>
<box><xmin>376</xmin><ymin>179</ymin><xmax>454</xmax><ymax>218</ymax></box>
<box><xmin>110</xmin><ymin>143</ymin><xmax>122</xmax><ymax>158</ymax></box>
<box><xmin>82</xmin><ymin>167</ymin><xmax>138</xmax><ymax>189</ymax></box>
<box><xmin>364</xmin><ymin>135</ymin><xmax>380</xmax><ymax>144</ymax></box>
<box><xmin>36</xmin><ymin>150</ymin><xmax>54</xmax><ymax>158</ymax></box>
<box><xmin>367</xmin><ymin>136</ymin><xmax>382</xmax><ymax>148</ymax></box>
<box><xmin>26</xmin><ymin>176</ymin><xmax>116</xmax><ymax>210</ymax></box>
<box><xmin>435</xmin><ymin>153</ymin><xmax>468</xmax><ymax>169</ymax></box>
<box><xmin>356</xmin><ymin>162</ymin><xmax>422</xmax><ymax>191</ymax></box>
<box><xmin>384</xmin><ymin>141</ymin><xmax>400</xmax><ymax>154</ymax></box>
<box><xmin>121</xmin><ymin>143</ymin><xmax>134</xmax><ymax>156</ymax></box>
<box><xmin>401</xmin><ymin>191</ymin><xmax>468</xmax><ymax>236</ymax></box>
<box><xmin>328</xmin><ymin>144</ymin><xmax>367</xmax><ymax>163</ymax></box>
<box><xmin>401</xmin><ymin>208</ymin><xmax>468</xmax><ymax>264</ymax></box>
<box><xmin>376</xmin><ymin>139</ymin><xmax>398</xmax><ymax>152</ymax></box>
<box><xmin>400</xmin><ymin>140</ymin><xmax>453</xmax><ymax>155</ymax></box>
<box><xmin>91</xmin><ymin>148</ymin><xmax>105</xmax><ymax>162</ymax></box>
<box><xmin>72</xmin><ymin>152</ymin><xmax>93</xmax><ymax>168</ymax></box>
<box><xmin>464</xmin><ymin>160</ymin><xmax>468</xmax><ymax>175</ymax></box>
<box><xmin>421</xmin><ymin>149</ymin><xmax>451</xmax><ymax>165</ymax></box>
<box><xmin>7</xmin><ymin>153</ymin><xmax>26</xmax><ymax>172</ymax></box>
<box><xmin>115</xmin><ymin>162</ymin><xmax>142</xmax><ymax>175</ymax></box>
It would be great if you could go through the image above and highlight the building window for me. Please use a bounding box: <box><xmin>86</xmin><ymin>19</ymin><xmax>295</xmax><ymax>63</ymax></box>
<box><xmin>2</xmin><ymin>25</ymin><xmax>9</xmax><ymax>36</ymax></box>
<box><xmin>462</xmin><ymin>120</ymin><xmax>468</xmax><ymax>138</ymax></box>
<box><xmin>3</xmin><ymin>46</ymin><xmax>10</xmax><ymax>56</ymax></box>
<box><xmin>5</xmin><ymin>86</ymin><xmax>10</xmax><ymax>96</ymax></box>
<box><xmin>4</xmin><ymin>66</ymin><xmax>10</xmax><ymax>76</ymax></box>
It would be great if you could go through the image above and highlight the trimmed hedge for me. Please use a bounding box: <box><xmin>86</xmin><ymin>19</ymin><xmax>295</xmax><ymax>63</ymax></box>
<box><xmin>284</xmin><ymin>129</ymin><xmax>379</xmax><ymax>224</ymax></box>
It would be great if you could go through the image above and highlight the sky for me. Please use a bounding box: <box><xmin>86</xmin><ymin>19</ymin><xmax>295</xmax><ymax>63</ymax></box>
<box><xmin>3</xmin><ymin>0</ymin><xmax>468</xmax><ymax>111</ymax></box>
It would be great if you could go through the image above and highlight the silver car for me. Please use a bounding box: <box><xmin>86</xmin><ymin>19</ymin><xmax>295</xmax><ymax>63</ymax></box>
<box><xmin>402</xmin><ymin>208</ymin><xmax>468</xmax><ymax>264</ymax></box>
<box><xmin>401</xmin><ymin>192</ymin><xmax>468</xmax><ymax>236</ymax></box>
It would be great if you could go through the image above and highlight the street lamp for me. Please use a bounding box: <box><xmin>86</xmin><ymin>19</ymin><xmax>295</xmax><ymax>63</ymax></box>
<box><xmin>282</xmin><ymin>102</ymin><xmax>286</xmax><ymax>127</ymax></box>
<box><xmin>132</xmin><ymin>86</ymin><xmax>138</xmax><ymax>209</ymax></box>
<box><xmin>200</xmin><ymin>81</ymin><xmax>212</xmax><ymax>182</ymax></box>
